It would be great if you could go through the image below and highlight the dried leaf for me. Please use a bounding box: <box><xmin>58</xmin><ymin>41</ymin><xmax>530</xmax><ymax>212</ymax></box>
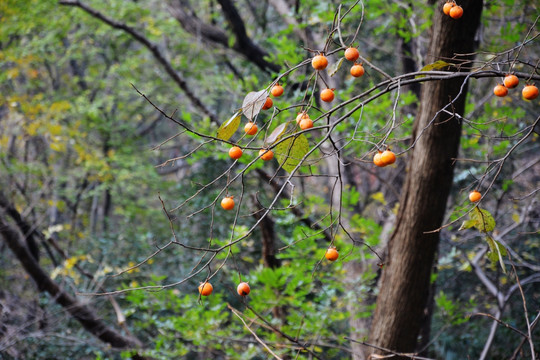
<box><xmin>266</xmin><ymin>122</ymin><xmax>288</xmax><ymax>145</ymax></box>
<box><xmin>242</xmin><ymin>90</ymin><xmax>267</xmax><ymax>120</ymax></box>
<box><xmin>329</xmin><ymin>57</ymin><xmax>345</xmax><ymax>77</ymax></box>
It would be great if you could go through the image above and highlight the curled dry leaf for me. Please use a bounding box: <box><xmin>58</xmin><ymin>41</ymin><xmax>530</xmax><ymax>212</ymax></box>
<box><xmin>266</xmin><ymin>122</ymin><xmax>288</xmax><ymax>145</ymax></box>
<box><xmin>242</xmin><ymin>90</ymin><xmax>268</xmax><ymax>120</ymax></box>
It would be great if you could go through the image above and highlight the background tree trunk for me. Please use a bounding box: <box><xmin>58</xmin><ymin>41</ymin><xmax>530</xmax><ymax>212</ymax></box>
<box><xmin>369</xmin><ymin>1</ymin><xmax>484</xmax><ymax>356</ymax></box>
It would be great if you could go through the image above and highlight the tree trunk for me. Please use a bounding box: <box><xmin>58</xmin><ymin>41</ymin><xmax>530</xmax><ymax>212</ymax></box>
<box><xmin>369</xmin><ymin>1</ymin><xmax>483</xmax><ymax>356</ymax></box>
<box><xmin>0</xmin><ymin>209</ymin><xmax>145</xmax><ymax>354</ymax></box>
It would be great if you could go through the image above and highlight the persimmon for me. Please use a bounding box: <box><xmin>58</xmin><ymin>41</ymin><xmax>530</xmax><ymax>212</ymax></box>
<box><xmin>321</xmin><ymin>88</ymin><xmax>335</xmax><ymax>102</ymax></box>
<box><xmin>493</xmin><ymin>84</ymin><xmax>508</xmax><ymax>97</ymax></box>
<box><xmin>237</xmin><ymin>282</ymin><xmax>250</xmax><ymax>296</ymax></box>
<box><xmin>449</xmin><ymin>5</ymin><xmax>463</xmax><ymax>19</ymax></box>
<box><xmin>259</xmin><ymin>148</ymin><xmax>274</xmax><ymax>161</ymax></box>
<box><xmin>299</xmin><ymin>118</ymin><xmax>313</xmax><ymax>130</ymax></box>
<box><xmin>325</xmin><ymin>247</ymin><xmax>339</xmax><ymax>261</ymax></box>
<box><xmin>522</xmin><ymin>84</ymin><xmax>539</xmax><ymax>100</ymax></box>
<box><xmin>344</xmin><ymin>47</ymin><xmax>360</xmax><ymax>62</ymax></box>
<box><xmin>198</xmin><ymin>282</ymin><xmax>213</xmax><ymax>296</ymax></box>
<box><xmin>296</xmin><ymin>111</ymin><xmax>310</xmax><ymax>124</ymax></box>
<box><xmin>244</xmin><ymin>121</ymin><xmax>258</xmax><ymax>135</ymax></box>
<box><xmin>443</xmin><ymin>1</ymin><xmax>455</xmax><ymax>15</ymax></box>
<box><xmin>312</xmin><ymin>54</ymin><xmax>328</xmax><ymax>70</ymax></box>
<box><xmin>221</xmin><ymin>196</ymin><xmax>235</xmax><ymax>210</ymax></box>
<box><xmin>373</xmin><ymin>151</ymin><xmax>385</xmax><ymax>167</ymax></box>
<box><xmin>350</xmin><ymin>64</ymin><xmax>365</xmax><ymax>78</ymax></box>
<box><xmin>469</xmin><ymin>190</ymin><xmax>481</xmax><ymax>203</ymax></box>
<box><xmin>229</xmin><ymin>146</ymin><xmax>243</xmax><ymax>159</ymax></box>
<box><xmin>503</xmin><ymin>74</ymin><xmax>519</xmax><ymax>89</ymax></box>
<box><xmin>271</xmin><ymin>84</ymin><xmax>284</xmax><ymax>97</ymax></box>
<box><xmin>262</xmin><ymin>97</ymin><xmax>273</xmax><ymax>110</ymax></box>
<box><xmin>381</xmin><ymin>149</ymin><xmax>396</xmax><ymax>165</ymax></box>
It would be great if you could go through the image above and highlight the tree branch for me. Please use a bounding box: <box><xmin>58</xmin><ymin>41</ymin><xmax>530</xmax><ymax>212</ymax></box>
<box><xmin>58</xmin><ymin>0</ymin><xmax>219</xmax><ymax>123</ymax></box>
<box><xmin>0</xmin><ymin>211</ymin><xmax>146</xmax><ymax>355</ymax></box>
<box><xmin>169</xmin><ymin>0</ymin><xmax>280</xmax><ymax>73</ymax></box>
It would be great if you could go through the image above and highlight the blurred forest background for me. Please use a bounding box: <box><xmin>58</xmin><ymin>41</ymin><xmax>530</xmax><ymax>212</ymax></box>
<box><xmin>0</xmin><ymin>0</ymin><xmax>539</xmax><ymax>359</ymax></box>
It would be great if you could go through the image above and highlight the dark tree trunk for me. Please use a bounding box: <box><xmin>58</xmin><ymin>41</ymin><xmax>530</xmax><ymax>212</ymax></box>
<box><xmin>369</xmin><ymin>1</ymin><xmax>483</xmax><ymax>356</ymax></box>
<box><xmin>0</xmin><ymin>211</ymin><xmax>145</xmax><ymax>354</ymax></box>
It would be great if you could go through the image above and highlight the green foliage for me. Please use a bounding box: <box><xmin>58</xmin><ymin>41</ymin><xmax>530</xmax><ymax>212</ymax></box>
<box><xmin>1</xmin><ymin>0</ymin><xmax>539</xmax><ymax>359</ymax></box>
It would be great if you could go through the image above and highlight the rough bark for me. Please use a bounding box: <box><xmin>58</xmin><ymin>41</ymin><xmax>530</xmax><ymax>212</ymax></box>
<box><xmin>0</xmin><ymin>211</ymin><xmax>145</xmax><ymax>354</ymax></box>
<box><xmin>369</xmin><ymin>1</ymin><xmax>483</xmax><ymax>356</ymax></box>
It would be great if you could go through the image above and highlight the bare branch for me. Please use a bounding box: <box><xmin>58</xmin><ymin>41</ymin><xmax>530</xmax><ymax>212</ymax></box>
<box><xmin>58</xmin><ymin>0</ymin><xmax>219</xmax><ymax>123</ymax></box>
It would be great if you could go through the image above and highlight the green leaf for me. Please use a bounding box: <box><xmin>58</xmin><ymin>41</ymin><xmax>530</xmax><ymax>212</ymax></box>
<box><xmin>485</xmin><ymin>235</ymin><xmax>507</xmax><ymax>273</ymax></box>
<box><xmin>420</xmin><ymin>60</ymin><xmax>453</xmax><ymax>71</ymax></box>
<box><xmin>459</xmin><ymin>219</ymin><xmax>476</xmax><ymax>231</ymax></box>
<box><xmin>416</xmin><ymin>60</ymin><xmax>453</xmax><ymax>78</ymax></box>
<box><xmin>216</xmin><ymin>111</ymin><xmax>241</xmax><ymax>141</ymax></box>
<box><xmin>470</xmin><ymin>207</ymin><xmax>496</xmax><ymax>232</ymax></box>
<box><xmin>242</xmin><ymin>90</ymin><xmax>267</xmax><ymax>120</ymax></box>
<box><xmin>275</xmin><ymin>134</ymin><xmax>309</xmax><ymax>173</ymax></box>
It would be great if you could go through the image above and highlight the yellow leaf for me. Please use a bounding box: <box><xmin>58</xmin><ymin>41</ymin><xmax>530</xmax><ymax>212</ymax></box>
<box><xmin>49</xmin><ymin>101</ymin><xmax>71</xmax><ymax>113</ymax></box>
<box><xmin>26</xmin><ymin>122</ymin><xmax>40</xmax><ymax>136</ymax></box>
<box><xmin>371</xmin><ymin>192</ymin><xmax>387</xmax><ymax>205</ymax></box>
<box><xmin>216</xmin><ymin>111</ymin><xmax>241</xmax><ymax>141</ymax></box>
<box><xmin>50</xmin><ymin>142</ymin><xmax>66</xmax><ymax>152</ymax></box>
<box><xmin>512</xmin><ymin>213</ymin><xmax>520</xmax><ymax>223</ymax></box>
<box><xmin>65</xmin><ymin>257</ymin><xmax>78</xmax><ymax>270</ymax></box>
<box><xmin>126</xmin><ymin>261</ymin><xmax>140</xmax><ymax>274</ymax></box>
<box><xmin>47</xmin><ymin>124</ymin><xmax>62</xmax><ymax>136</ymax></box>
<box><xmin>7</xmin><ymin>68</ymin><xmax>19</xmax><ymax>79</ymax></box>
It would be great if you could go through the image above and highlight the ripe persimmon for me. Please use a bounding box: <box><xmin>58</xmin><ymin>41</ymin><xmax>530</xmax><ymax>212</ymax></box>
<box><xmin>325</xmin><ymin>247</ymin><xmax>339</xmax><ymax>261</ymax></box>
<box><xmin>449</xmin><ymin>5</ymin><xmax>463</xmax><ymax>19</ymax></box>
<box><xmin>350</xmin><ymin>64</ymin><xmax>365</xmax><ymax>78</ymax></box>
<box><xmin>381</xmin><ymin>149</ymin><xmax>396</xmax><ymax>165</ymax></box>
<box><xmin>344</xmin><ymin>47</ymin><xmax>360</xmax><ymax>62</ymax></box>
<box><xmin>244</xmin><ymin>121</ymin><xmax>258</xmax><ymax>135</ymax></box>
<box><xmin>299</xmin><ymin>118</ymin><xmax>313</xmax><ymax>130</ymax></box>
<box><xmin>271</xmin><ymin>84</ymin><xmax>284</xmax><ymax>97</ymax></box>
<box><xmin>237</xmin><ymin>282</ymin><xmax>250</xmax><ymax>296</ymax></box>
<box><xmin>221</xmin><ymin>196</ymin><xmax>235</xmax><ymax>210</ymax></box>
<box><xmin>321</xmin><ymin>88</ymin><xmax>335</xmax><ymax>102</ymax></box>
<box><xmin>259</xmin><ymin>148</ymin><xmax>274</xmax><ymax>161</ymax></box>
<box><xmin>198</xmin><ymin>282</ymin><xmax>213</xmax><ymax>296</ymax></box>
<box><xmin>493</xmin><ymin>84</ymin><xmax>508</xmax><ymax>97</ymax></box>
<box><xmin>443</xmin><ymin>1</ymin><xmax>455</xmax><ymax>15</ymax></box>
<box><xmin>229</xmin><ymin>146</ymin><xmax>243</xmax><ymax>159</ymax></box>
<box><xmin>522</xmin><ymin>84</ymin><xmax>539</xmax><ymax>100</ymax></box>
<box><xmin>373</xmin><ymin>151</ymin><xmax>385</xmax><ymax>167</ymax></box>
<box><xmin>262</xmin><ymin>97</ymin><xmax>273</xmax><ymax>110</ymax></box>
<box><xmin>469</xmin><ymin>190</ymin><xmax>481</xmax><ymax>203</ymax></box>
<box><xmin>312</xmin><ymin>54</ymin><xmax>328</xmax><ymax>70</ymax></box>
<box><xmin>296</xmin><ymin>112</ymin><xmax>310</xmax><ymax>124</ymax></box>
<box><xmin>503</xmin><ymin>74</ymin><xmax>519</xmax><ymax>89</ymax></box>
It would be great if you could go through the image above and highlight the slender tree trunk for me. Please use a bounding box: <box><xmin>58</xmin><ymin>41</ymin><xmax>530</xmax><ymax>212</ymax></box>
<box><xmin>0</xmin><ymin>213</ymin><xmax>144</xmax><ymax>351</ymax></box>
<box><xmin>369</xmin><ymin>1</ymin><xmax>483</xmax><ymax>356</ymax></box>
